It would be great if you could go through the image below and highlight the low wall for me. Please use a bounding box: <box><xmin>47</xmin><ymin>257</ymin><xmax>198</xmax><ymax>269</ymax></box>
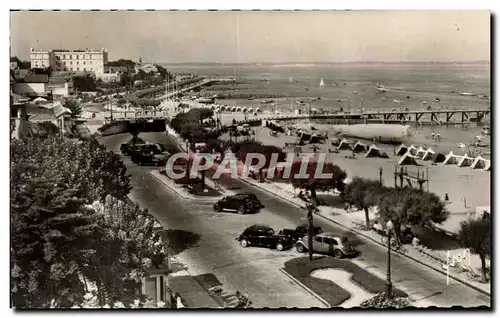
<box><xmin>99</xmin><ymin>119</ymin><xmax>167</xmax><ymax>136</ymax></box>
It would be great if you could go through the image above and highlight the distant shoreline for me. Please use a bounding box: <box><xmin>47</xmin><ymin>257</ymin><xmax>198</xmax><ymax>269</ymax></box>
<box><xmin>158</xmin><ymin>61</ymin><xmax>490</xmax><ymax>67</ymax></box>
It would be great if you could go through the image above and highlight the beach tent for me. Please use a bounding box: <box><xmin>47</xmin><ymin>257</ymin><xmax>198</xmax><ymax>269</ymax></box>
<box><xmin>365</xmin><ymin>145</ymin><xmax>384</xmax><ymax>158</ymax></box>
<box><xmin>406</xmin><ymin>145</ymin><xmax>419</xmax><ymax>156</ymax></box>
<box><xmin>398</xmin><ymin>153</ymin><xmax>419</xmax><ymax>166</ymax></box>
<box><xmin>309</xmin><ymin>133</ymin><xmax>323</xmax><ymax>144</ymax></box>
<box><xmin>422</xmin><ymin>148</ymin><xmax>436</xmax><ymax>161</ymax></box>
<box><xmin>247</xmin><ymin>107</ymin><xmax>253</xmax><ymax>113</ymax></box>
<box><xmin>337</xmin><ymin>139</ymin><xmax>353</xmax><ymax>150</ymax></box>
<box><xmin>395</xmin><ymin>144</ymin><xmax>408</xmax><ymax>156</ymax></box>
<box><xmin>236</xmin><ymin>107</ymin><xmax>242</xmax><ymax>112</ymax></box>
<box><xmin>432</xmin><ymin>152</ymin><xmax>447</xmax><ymax>163</ymax></box>
<box><xmin>443</xmin><ymin>151</ymin><xmax>460</xmax><ymax>165</ymax></box>
<box><xmin>299</xmin><ymin>132</ymin><xmax>312</xmax><ymax>144</ymax></box>
<box><xmin>256</xmin><ymin>107</ymin><xmax>261</xmax><ymax>112</ymax></box>
<box><xmin>242</xmin><ymin>107</ymin><xmax>248</xmax><ymax>113</ymax></box>
<box><xmin>351</xmin><ymin>141</ymin><xmax>368</xmax><ymax>153</ymax></box>
<box><xmin>415</xmin><ymin>147</ymin><xmax>427</xmax><ymax>159</ymax></box>
<box><xmin>471</xmin><ymin>156</ymin><xmax>490</xmax><ymax>170</ymax></box>
<box><xmin>230</xmin><ymin>106</ymin><xmax>237</xmax><ymax>112</ymax></box>
<box><xmin>457</xmin><ymin>154</ymin><xmax>474</xmax><ymax>167</ymax></box>
<box><xmin>330</xmin><ymin>137</ymin><xmax>341</xmax><ymax>147</ymax></box>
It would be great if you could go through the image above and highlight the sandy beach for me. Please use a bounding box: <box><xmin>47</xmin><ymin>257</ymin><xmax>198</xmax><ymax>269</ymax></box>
<box><xmin>220</xmin><ymin>125</ymin><xmax>490</xmax><ymax>233</ymax></box>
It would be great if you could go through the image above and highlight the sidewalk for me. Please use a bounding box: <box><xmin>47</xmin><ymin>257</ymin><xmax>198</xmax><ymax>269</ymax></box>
<box><xmin>237</xmin><ymin>176</ymin><xmax>491</xmax><ymax>297</ymax></box>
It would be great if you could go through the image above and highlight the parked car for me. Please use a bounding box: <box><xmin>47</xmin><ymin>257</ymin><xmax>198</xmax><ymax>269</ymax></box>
<box><xmin>128</xmin><ymin>143</ymin><xmax>165</xmax><ymax>157</ymax></box>
<box><xmin>296</xmin><ymin>232</ymin><xmax>356</xmax><ymax>259</ymax></box>
<box><xmin>236</xmin><ymin>224</ymin><xmax>295</xmax><ymax>251</ymax></box>
<box><xmin>131</xmin><ymin>152</ymin><xmax>169</xmax><ymax>166</ymax></box>
<box><xmin>213</xmin><ymin>195</ymin><xmax>259</xmax><ymax>214</ymax></box>
<box><xmin>279</xmin><ymin>224</ymin><xmax>324</xmax><ymax>242</ymax></box>
<box><xmin>120</xmin><ymin>138</ymin><xmax>146</xmax><ymax>155</ymax></box>
<box><xmin>232</xmin><ymin>193</ymin><xmax>264</xmax><ymax>209</ymax></box>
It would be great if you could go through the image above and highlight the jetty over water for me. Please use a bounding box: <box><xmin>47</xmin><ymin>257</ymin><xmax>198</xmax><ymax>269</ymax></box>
<box><xmin>228</xmin><ymin>107</ymin><xmax>490</xmax><ymax>126</ymax></box>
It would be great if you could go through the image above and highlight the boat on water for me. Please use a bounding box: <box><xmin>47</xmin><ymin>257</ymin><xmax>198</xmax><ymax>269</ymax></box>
<box><xmin>319</xmin><ymin>78</ymin><xmax>325</xmax><ymax>87</ymax></box>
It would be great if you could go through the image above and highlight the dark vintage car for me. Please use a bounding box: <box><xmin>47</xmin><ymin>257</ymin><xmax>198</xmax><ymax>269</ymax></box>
<box><xmin>120</xmin><ymin>138</ymin><xmax>146</xmax><ymax>155</ymax></box>
<box><xmin>296</xmin><ymin>233</ymin><xmax>356</xmax><ymax>259</ymax></box>
<box><xmin>131</xmin><ymin>152</ymin><xmax>170</xmax><ymax>166</ymax></box>
<box><xmin>213</xmin><ymin>195</ymin><xmax>259</xmax><ymax>214</ymax></box>
<box><xmin>231</xmin><ymin>193</ymin><xmax>264</xmax><ymax>209</ymax></box>
<box><xmin>279</xmin><ymin>224</ymin><xmax>324</xmax><ymax>242</ymax></box>
<box><xmin>236</xmin><ymin>224</ymin><xmax>295</xmax><ymax>251</ymax></box>
<box><xmin>128</xmin><ymin>143</ymin><xmax>166</xmax><ymax>157</ymax></box>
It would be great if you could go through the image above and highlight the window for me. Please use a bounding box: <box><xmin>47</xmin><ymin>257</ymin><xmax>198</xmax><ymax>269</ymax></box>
<box><xmin>70</xmin><ymin>61</ymin><xmax>73</xmax><ymax>65</ymax></box>
<box><xmin>324</xmin><ymin>238</ymin><xmax>338</xmax><ymax>245</ymax></box>
<box><xmin>77</xmin><ymin>61</ymin><xmax>79</xmax><ymax>65</ymax></box>
<box><xmin>77</xmin><ymin>67</ymin><xmax>80</xmax><ymax>71</ymax></box>
<box><xmin>83</xmin><ymin>61</ymin><xmax>86</xmax><ymax>65</ymax></box>
<box><xmin>83</xmin><ymin>68</ymin><xmax>86</xmax><ymax>71</ymax></box>
<box><xmin>314</xmin><ymin>237</ymin><xmax>323</xmax><ymax>243</ymax></box>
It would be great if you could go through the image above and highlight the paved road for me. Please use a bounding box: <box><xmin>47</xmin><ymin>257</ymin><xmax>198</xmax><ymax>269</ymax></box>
<box><xmin>100</xmin><ymin>132</ymin><xmax>490</xmax><ymax>308</ymax></box>
<box><xmin>100</xmin><ymin>133</ymin><xmax>327</xmax><ymax>308</ymax></box>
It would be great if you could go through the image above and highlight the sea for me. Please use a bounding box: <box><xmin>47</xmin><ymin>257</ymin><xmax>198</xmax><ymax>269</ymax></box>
<box><xmin>165</xmin><ymin>63</ymin><xmax>491</xmax><ymax>156</ymax></box>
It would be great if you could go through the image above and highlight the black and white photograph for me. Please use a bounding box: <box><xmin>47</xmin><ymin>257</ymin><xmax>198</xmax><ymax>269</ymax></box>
<box><xmin>6</xmin><ymin>6</ymin><xmax>492</xmax><ymax>310</ymax></box>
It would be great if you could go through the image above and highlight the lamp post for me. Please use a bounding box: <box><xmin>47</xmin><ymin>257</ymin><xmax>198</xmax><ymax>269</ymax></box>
<box><xmin>385</xmin><ymin>220</ymin><xmax>394</xmax><ymax>301</ymax></box>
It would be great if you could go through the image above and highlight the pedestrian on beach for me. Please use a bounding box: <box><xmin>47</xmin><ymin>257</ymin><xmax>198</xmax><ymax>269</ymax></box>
<box><xmin>445</xmin><ymin>193</ymin><xmax>449</xmax><ymax>203</ymax></box>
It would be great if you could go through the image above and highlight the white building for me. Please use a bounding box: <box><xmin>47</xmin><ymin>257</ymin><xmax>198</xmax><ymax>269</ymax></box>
<box><xmin>30</xmin><ymin>48</ymin><xmax>109</xmax><ymax>75</ymax></box>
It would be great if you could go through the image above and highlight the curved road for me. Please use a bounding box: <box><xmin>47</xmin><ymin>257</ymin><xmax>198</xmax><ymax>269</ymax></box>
<box><xmin>100</xmin><ymin>132</ymin><xmax>490</xmax><ymax>308</ymax></box>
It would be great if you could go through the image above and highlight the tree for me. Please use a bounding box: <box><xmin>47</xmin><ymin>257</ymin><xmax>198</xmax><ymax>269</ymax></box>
<box><xmin>65</xmin><ymin>99</ymin><xmax>82</xmax><ymax>118</ymax></box>
<box><xmin>289</xmin><ymin>158</ymin><xmax>347</xmax><ymax>206</ymax></box>
<box><xmin>73</xmin><ymin>74</ymin><xmax>97</xmax><ymax>92</ymax></box>
<box><xmin>11</xmin><ymin>134</ymin><xmax>163</xmax><ymax>308</ymax></box>
<box><xmin>343</xmin><ymin>177</ymin><xmax>386</xmax><ymax>230</ymax></box>
<box><xmin>288</xmin><ymin>158</ymin><xmax>346</xmax><ymax>262</ymax></box>
<box><xmin>119</xmin><ymin>72</ymin><xmax>132</xmax><ymax>88</ymax></box>
<box><xmin>10</xmin><ymin>173</ymin><xmax>102</xmax><ymax>307</ymax></box>
<box><xmin>458</xmin><ymin>215</ymin><xmax>491</xmax><ymax>282</ymax></box>
<box><xmin>377</xmin><ymin>187</ymin><xmax>448</xmax><ymax>243</ymax></box>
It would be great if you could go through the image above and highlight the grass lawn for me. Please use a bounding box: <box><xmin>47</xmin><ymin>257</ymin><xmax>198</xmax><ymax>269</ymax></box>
<box><xmin>284</xmin><ymin>256</ymin><xmax>407</xmax><ymax>306</ymax></box>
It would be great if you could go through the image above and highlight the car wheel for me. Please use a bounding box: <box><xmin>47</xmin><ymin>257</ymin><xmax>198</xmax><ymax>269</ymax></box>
<box><xmin>296</xmin><ymin>244</ymin><xmax>306</xmax><ymax>253</ymax></box>
<box><xmin>237</xmin><ymin>206</ymin><xmax>245</xmax><ymax>215</ymax></box>
<box><xmin>276</xmin><ymin>243</ymin><xmax>284</xmax><ymax>251</ymax></box>
<box><xmin>214</xmin><ymin>204</ymin><xmax>222</xmax><ymax>212</ymax></box>
<box><xmin>333</xmin><ymin>249</ymin><xmax>343</xmax><ymax>259</ymax></box>
<box><xmin>240</xmin><ymin>239</ymin><xmax>248</xmax><ymax>247</ymax></box>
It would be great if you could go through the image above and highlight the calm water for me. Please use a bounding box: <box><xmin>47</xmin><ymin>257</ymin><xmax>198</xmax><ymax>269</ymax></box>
<box><xmin>166</xmin><ymin>64</ymin><xmax>491</xmax><ymax>155</ymax></box>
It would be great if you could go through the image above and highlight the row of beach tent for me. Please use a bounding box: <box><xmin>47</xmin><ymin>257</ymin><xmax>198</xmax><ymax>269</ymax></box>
<box><xmin>201</xmin><ymin>104</ymin><xmax>263</xmax><ymax>113</ymax></box>
<box><xmin>395</xmin><ymin>144</ymin><xmax>490</xmax><ymax>171</ymax></box>
<box><xmin>332</xmin><ymin>138</ymin><xmax>389</xmax><ymax>159</ymax></box>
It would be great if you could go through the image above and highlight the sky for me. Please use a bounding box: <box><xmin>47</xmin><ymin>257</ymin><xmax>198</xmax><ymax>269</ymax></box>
<box><xmin>10</xmin><ymin>10</ymin><xmax>490</xmax><ymax>63</ymax></box>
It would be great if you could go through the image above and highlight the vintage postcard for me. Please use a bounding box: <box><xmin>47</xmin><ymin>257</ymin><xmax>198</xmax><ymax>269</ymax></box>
<box><xmin>9</xmin><ymin>10</ymin><xmax>491</xmax><ymax>309</ymax></box>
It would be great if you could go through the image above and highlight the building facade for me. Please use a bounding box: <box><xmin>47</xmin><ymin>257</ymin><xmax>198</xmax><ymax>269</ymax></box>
<box><xmin>30</xmin><ymin>48</ymin><xmax>109</xmax><ymax>75</ymax></box>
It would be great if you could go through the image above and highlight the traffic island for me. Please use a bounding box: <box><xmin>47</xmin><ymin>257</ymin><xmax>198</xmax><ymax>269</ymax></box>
<box><xmin>283</xmin><ymin>256</ymin><xmax>407</xmax><ymax>307</ymax></box>
<box><xmin>150</xmin><ymin>169</ymin><xmax>222</xmax><ymax>200</ymax></box>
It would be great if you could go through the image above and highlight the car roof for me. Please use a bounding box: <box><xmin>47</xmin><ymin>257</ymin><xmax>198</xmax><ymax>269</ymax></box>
<box><xmin>247</xmin><ymin>224</ymin><xmax>273</xmax><ymax>231</ymax></box>
<box><xmin>317</xmin><ymin>232</ymin><xmax>342</xmax><ymax>239</ymax></box>
<box><xmin>298</xmin><ymin>224</ymin><xmax>322</xmax><ymax>229</ymax></box>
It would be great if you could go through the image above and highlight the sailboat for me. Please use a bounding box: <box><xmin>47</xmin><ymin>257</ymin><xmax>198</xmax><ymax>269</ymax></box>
<box><xmin>289</xmin><ymin>77</ymin><xmax>293</xmax><ymax>84</ymax></box>
<box><xmin>319</xmin><ymin>78</ymin><xmax>325</xmax><ymax>87</ymax></box>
